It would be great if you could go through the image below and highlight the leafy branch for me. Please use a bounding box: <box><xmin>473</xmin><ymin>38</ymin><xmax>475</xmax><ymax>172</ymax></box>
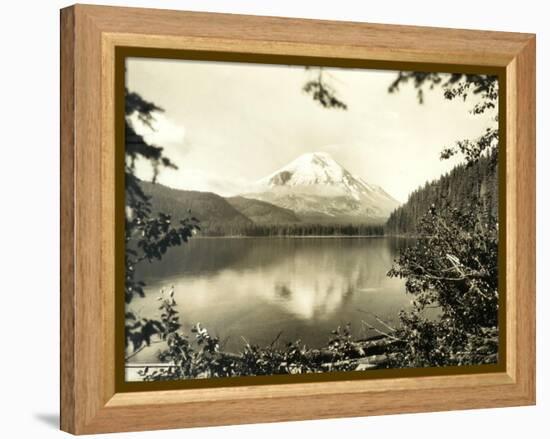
<box><xmin>388</xmin><ymin>72</ymin><xmax>499</xmax><ymax>163</ymax></box>
<box><xmin>303</xmin><ymin>68</ymin><xmax>348</xmax><ymax>110</ymax></box>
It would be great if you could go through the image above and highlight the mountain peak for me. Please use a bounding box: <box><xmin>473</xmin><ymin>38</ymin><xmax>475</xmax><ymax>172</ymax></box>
<box><xmin>247</xmin><ymin>151</ymin><xmax>400</xmax><ymax>220</ymax></box>
<box><xmin>257</xmin><ymin>151</ymin><xmax>347</xmax><ymax>188</ymax></box>
<box><xmin>289</xmin><ymin>151</ymin><xmax>339</xmax><ymax>167</ymax></box>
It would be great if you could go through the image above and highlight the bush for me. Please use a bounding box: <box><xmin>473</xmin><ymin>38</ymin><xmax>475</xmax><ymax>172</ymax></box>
<box><xmin>387</xmin><ymin>205</ymin><xmax>499</xmax><ymax>367</ymax></box>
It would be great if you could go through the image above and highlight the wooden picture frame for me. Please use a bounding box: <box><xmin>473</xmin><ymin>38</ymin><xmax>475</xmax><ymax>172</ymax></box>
<box><xmin>60</xmin><ymin>4</ymin><xmax>536</xmax><ymax>434</ymax></box>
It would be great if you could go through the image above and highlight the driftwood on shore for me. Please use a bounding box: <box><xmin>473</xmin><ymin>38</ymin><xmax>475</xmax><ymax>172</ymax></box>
<box><xmin>126</xmin><ymin>333</ymin><xmax>398</xmax><ymax>381</ymax></box>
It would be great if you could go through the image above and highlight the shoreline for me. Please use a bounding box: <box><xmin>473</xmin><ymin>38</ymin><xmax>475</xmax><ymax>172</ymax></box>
<box><xmin>192</xmin><ymin>235</ymin><xmax>407</xmax><ymax>239</ymax></box>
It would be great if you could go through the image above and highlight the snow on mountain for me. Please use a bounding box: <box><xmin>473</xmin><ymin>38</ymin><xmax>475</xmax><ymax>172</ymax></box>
<box><xmin>244</xmin><ymin>152</ymin><xmax>400</xmax><ymax>221</ymax></box>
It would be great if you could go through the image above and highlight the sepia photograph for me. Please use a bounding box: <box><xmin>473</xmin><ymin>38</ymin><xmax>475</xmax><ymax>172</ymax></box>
<box><xmin>123</xmin><ymin>57</ymin><xmax>500</xmax><ymax>382</ymax></box>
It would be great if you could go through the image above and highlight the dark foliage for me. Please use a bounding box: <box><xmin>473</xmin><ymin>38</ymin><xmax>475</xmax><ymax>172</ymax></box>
<box><xmin>388</xmin><ymin>72</ymin><xmax>498</xmax><ymax>107</ymax></box>
<box><xmin>303</xmin><ymin>68</ymin><xmax>348</xmax><ymax>110</ymax></box>
<box><xmin>125</xmin><ymin>90</ymin><xmax>177</xmax><ymax>189</ymax></box>
<box><xmin>204</xmin><ymin>222</ymin><xmax>385</xmax><ymax>237</ymax></box>
<box><xmin>139</xmin><ymin>289</ymin><xmax>388</xmax><ymax>381</ymax></box>
<box><xmin>389</xmin><ymin>72</ymin><xmax>499</xmax><ymax>163</ymax></box>
<box><xmin>387</xmin><ymin>206</ymin><xmax>499</xmax><ymax>367</ymax></box>
<box><xmin>383</xmin><ymin>71</ymin><xmax>500</xmax><ymax>368</ymax></box>
<box><xmin>124</xmin><ymin>90</ymin><xmax>199</xmax><ymax>354</ymax></box>
<box><xmin>386</xmin><ymin>150</ymin><xmax>498</xmax><ymax>235</ymax></box>
<box><xmin>125</xmin><ymin>312</ymin><xmax>166</xmax><ymax>352</ymax></box>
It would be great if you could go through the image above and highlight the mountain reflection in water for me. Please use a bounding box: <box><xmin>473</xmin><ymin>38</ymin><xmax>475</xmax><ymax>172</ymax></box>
<box><xmin>130</xmin><ymin>237</ymin><xmax>412</xmax><ymax>354</ymax></box>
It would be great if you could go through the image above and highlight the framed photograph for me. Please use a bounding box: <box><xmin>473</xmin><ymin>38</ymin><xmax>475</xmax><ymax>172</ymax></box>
<box><xmin>60</xmin><ymin>4</ymin><xmax>536</xmax><ymax>434</ymax></box>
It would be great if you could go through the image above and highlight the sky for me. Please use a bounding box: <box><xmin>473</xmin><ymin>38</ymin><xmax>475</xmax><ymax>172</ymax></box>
<box><xmin>127</xmin><ymin>57</ymin><xmax>497</xmax><ymax>203</ymax></box>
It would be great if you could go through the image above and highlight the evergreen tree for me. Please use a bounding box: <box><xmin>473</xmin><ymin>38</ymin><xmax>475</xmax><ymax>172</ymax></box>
<box><xmin>386</xmin><ymin>150</ymin><xmax>498</xmax><ymax>235</ymax></box>
<box><xmin>384</xmin><ymin>72</ymin><xmax>500</xmax><ymax>367</ymax></box>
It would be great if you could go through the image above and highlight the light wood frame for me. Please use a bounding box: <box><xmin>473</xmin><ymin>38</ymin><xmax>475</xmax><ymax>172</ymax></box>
<box><xmin>60</xmin><ymin>4</ymin><xmax>536</xmax><ymax>434</ymax></box>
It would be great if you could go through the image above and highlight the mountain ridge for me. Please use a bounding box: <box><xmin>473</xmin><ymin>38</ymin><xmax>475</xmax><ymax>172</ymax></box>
<box><xmin>243</xmin><ymin>152</ymin><xmax>399</xmax><ymax>222</ymax></box>
<box><xmin>137</xmin><ymin>180</ymin><xmax>253</xmax><ymax>231</ymax></box>
<box><xmin>136</xmin><ymin>151</ymin><xmax>400</xmax><ymax>234</ymax></box>
<box><xmin>226</xmin><ymin>196</ymin><xmax>301</xmax><ymax>224</ymax></box>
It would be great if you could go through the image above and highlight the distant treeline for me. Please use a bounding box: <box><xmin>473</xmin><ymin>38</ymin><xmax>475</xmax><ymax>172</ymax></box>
<box><xmin>200</xmin><ymin>223</ymin><xmax>385</xmax><ymax>237</ymax></box>
<box><xmin>386</xmin><ymin>150</ymin><xmax>498</xmax><ymax>234</ymax></box>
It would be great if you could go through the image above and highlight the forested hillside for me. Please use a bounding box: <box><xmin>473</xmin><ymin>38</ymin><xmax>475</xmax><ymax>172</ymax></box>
<box><xmin>226</xmin><ymin>196</ymin><xmax>301</xmax><ymax>224</ymax></box>
<box><xmin>222</xmin><ymin>222</ymin><xmax>384</xmax><ymax>237</ymax></box>
<box><xmin>138</xmin><ymin>180</ymin><xmax>384</xmax><ymax>236</ymax></box>
<box><xmin>137</xmin><ymin>180</ymin><xmax>254</xmax><ymax>232</ymax></box>
<box><xmin>386</xmin><ymin>151</ymin><xmax>498</xmax><ymax>234</ymax></box>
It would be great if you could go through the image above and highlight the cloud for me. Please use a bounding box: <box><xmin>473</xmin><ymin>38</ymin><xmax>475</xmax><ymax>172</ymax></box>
<box><xmin>127</xmin><ymin>59</ymin><xmax>498</xmax><ymax>203</ymax></box>
<box><xmin>129</xmin><ymin>111</ymin><xmax>186</xmax><ymax>151</ymax></box>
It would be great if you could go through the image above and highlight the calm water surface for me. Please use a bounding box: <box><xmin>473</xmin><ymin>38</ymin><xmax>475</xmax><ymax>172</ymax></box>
<box><xmin>129</xmin><ymin>237</ymin><xmax>412</xmax><ymax>357</ymax></box>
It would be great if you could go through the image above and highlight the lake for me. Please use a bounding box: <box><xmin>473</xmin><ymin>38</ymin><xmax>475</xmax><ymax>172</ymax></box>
<box><xmin>129</xmin><ymin>236</ymin><xmax>413</xmax><ymax>360</ymax></box>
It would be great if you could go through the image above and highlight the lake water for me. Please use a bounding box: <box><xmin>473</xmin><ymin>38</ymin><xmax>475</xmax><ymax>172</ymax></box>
<box><xmin>129</xmin><ymin>237</ymin><xmax>413</xmax><ymax>358</ymax></box>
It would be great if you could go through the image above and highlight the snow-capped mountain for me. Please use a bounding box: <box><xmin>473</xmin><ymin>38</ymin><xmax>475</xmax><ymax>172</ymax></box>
<box><xmin>243</xmin><ymin>152</ymin><xmax>400</xmax><ymax>222</ymax></box>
